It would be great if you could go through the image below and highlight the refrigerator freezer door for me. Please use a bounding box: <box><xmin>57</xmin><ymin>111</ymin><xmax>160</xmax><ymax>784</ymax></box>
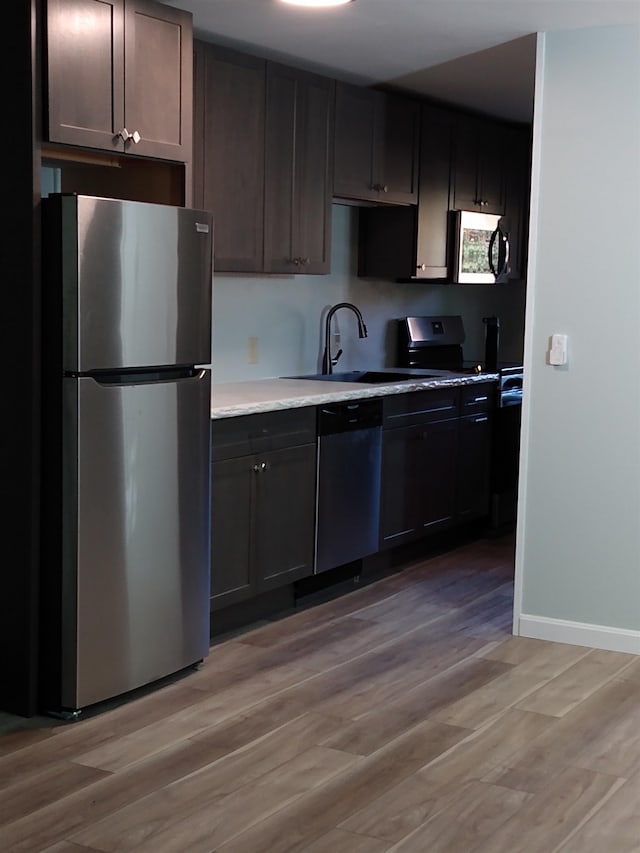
<box><xmin>61</xmin><ymin>371</ymin><xmax>211</xmax><ymax>710</ymax></box>
<box><xmin>61</xmin><ymin>195</ymin><xmax>213</xmax><ymax>373</ymax></box>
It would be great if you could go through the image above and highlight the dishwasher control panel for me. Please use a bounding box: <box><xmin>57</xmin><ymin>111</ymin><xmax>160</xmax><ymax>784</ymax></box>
<box><xmin>317</xmin><ymin>399</ymin><xmax>383</xmax><ymax>435</ymax></box>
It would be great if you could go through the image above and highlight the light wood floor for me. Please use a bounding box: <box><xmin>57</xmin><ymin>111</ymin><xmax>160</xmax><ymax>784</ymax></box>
<box><xmin>1</xmin><ymin>534</ymin><xmax>639</xmax><ymax>852</ymax></box>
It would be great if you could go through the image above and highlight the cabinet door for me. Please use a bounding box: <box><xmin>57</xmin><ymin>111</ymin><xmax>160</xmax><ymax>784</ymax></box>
<box><xmin>415</xmin><ymin>105</ymin><xmax>453</xmax><ymax>279</ymax></box>
<box><xmin>381</xmin><ymin>424</ymin><xmax>425</xmax><ymax>546</ymax></box>
<box><xmin>379</xmin><ymin>94</ymin><xmax>420</xmax><ymax>204</ymax></box>
<box><xmin>123</xmin><ymin>0</ymin><xmax>192</xmax><ymax>161</ymax></box>
<box><xmin>418</xmin><ymin>418</ymin><xmax>458</xmax><ymax>532</ymax></box>
<box><xmin>194</xmin><ymin>42</ymin><xmax>265</xmax><ymax>272</ymax></box>
<box><xmin>476</xmin><ymin>122</ymin><xmax>505</xmax><ymax>215</ymax></box>
<box><xmin>453</xmin><ymin>115</ymin><xmax>505</xmax><ymax>215</ymax></box>
<box><xmin>333</xmin><ymin>82</ymin><xmax>381</xmax><ymax>202</ymax></box>
<box><xmin>357</xmin><ymin>103</ymin><xmax>452</xmax><ymax>280</ymax></box>
<box><xmin>334</xmin><ymin>84</ymin><xmax>419</xmax><ymax>205</ymax></box>
<box><xmin>452</xmin><ymin>115</ymin><xmax>479</xmax><ymax>211</ymax></box>
<box><xmin>46</xmin><ymin>0</ymin><xmax>125</xmax><ymax>151</ymax></box>
<box><xmin>210</xmin><ymin>456</ymin><xmax>254</xmax><ymax>610</ymax></box>
<box><xmin>380</xmin><ymin>418</ymin><xmax>457</xmax><ymax>548</ymax></box>
<box><xmin>502</xmin><ymin>126</ymin><xmax>531</xmax><ymax>281</ymax></box>
<box><xmin>264</xmin><ymin>64</ymin><xmax>334</xmax><ymax>274</ymax></box>
<box><xmin>457</xmin><ymin>413</ymin><xmax>492</xmax><ymax>522</ymax></box>
<box><xmin>254</xmin><ymin>444</ymin><xmax>316</xmax><ymax>591</ymax></box>
<box><xmin>293</xmin><ymin>71</ymin><xmax>334</xmax><ymax>274</ymax></box>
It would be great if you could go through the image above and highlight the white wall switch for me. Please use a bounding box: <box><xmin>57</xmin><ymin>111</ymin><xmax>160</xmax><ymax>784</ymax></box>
<box><xmin>549</xmin><ymin>333</ymin><xmax>568</xmax><ymax>366</ymax></box>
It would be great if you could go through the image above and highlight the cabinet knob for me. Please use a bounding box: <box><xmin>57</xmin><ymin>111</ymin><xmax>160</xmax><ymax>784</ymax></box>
<box><xmin>291</xmin><ymin>257</ymin><xmax>300</xmax><ymax>266</ymax></box>
<box><xmin>417</xmin><ymin>264</ymin><xmax>427</xmax><ymax>271</ymax></box>
<box><xmin>301</xmin><ymin>257</ymin><xmax>310</xmax><ymax>266</ymax></box>
<box><xmin>253</xmin><ymin>462</ymin><xmax>268</xmax><ymax>473</ymax></box>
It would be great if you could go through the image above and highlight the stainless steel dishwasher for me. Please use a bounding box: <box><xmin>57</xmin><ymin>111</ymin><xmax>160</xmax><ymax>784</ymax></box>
<box><xmin>315</xmin><ymin>398</ymin><xmax>383</xmax><ymax>574</ymax></box>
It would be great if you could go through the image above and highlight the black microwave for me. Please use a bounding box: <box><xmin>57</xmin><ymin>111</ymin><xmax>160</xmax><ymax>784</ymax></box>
<box><xmin>452</xmin><ymin>210</ymin><xmax>510</xmax><ymax>284</ymax></box>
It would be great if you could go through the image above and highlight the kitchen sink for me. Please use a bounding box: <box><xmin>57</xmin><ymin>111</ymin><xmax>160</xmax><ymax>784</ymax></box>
<box><xmin>284</xmin><ymin>370</ymin><xmax>441</xmax><ymax>384</ymax></box>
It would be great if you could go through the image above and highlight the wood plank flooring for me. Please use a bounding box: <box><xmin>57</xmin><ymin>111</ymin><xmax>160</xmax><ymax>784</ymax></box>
<box><xmin>1</xmin><ymin>534</ymin><xmax>639</xmax><ymax>852</ymax></box>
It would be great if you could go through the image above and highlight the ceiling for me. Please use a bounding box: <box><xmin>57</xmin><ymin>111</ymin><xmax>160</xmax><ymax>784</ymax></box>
<box><xmin>164</xmin><ymin>0</ymin><xmax>640</xmax><ymax>124</ymax></box>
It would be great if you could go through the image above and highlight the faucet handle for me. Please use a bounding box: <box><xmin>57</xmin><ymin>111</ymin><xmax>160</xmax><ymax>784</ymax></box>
<box><xmin>331</xmin><ymin>348</ymin><xmax>343</xmax><ymax>367</ymax></box>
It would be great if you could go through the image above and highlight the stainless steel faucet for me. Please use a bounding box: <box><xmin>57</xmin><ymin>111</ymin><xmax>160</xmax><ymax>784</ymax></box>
<box><xmin>322</xmin><ymin>302</ymin><xmax>368</xmax><ymax>374</ymax></box>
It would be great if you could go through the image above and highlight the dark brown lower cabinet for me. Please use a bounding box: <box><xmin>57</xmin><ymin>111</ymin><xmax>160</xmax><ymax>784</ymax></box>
<box><xmin>210</xmin><ymin>456</ymin><xmax>253</xmax><ymax>608</ymax></box>
<box><xmin>210</xmin><ymin>409</ymin><xmax>317</xmax><ymax>612</ymax></box>
<box><xmin>457</xmin><ymin>412</ymin><xmax>492</xmax><ymax>522</ymax></box>
<box><xmin>457</xmin><ymin>383</ymin><xmax>494</xmax><ymax>522</ymax></box>
<box><xmin>380</xmin><ymin>384</ymin><xmax>493</xmax><ymax>549</ymax></box>
<box><xmin>253</xmin><ymin>444</ymin><xmax>317</xmax><ymax>591</ymax></box>
<box><xmin>381</xmin><ymin>417</ymin><xmax>457</xmax><ymax>547</ymax></box>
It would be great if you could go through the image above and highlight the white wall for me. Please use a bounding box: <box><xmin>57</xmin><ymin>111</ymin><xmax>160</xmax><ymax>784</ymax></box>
<box><xmin>211</xmin><ymin>203</ymin><xmax>526</xmax><ymax>383</ymax></box>
<box><xmin>515</xmin><ymin>26</ymin><xmax>640</xmax><ymax>652</ymax></box>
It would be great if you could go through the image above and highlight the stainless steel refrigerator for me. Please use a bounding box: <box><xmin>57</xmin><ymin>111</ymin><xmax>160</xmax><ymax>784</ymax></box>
<box><xmin>40</xmin><ymin>194</ymin><xmax>213</xmax><ymax>717</ymax></box>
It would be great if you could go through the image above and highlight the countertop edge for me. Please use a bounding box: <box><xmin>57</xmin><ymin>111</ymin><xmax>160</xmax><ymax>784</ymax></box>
<box><xmin>210</xmin><ymin>373</ymin><xmax>499</xmax><ymax>419</ymax></box>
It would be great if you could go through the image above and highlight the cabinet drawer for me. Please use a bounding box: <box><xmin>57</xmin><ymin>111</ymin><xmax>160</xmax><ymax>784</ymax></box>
<box><xmin>383</xmin><ymin>388</ymin><xmax>460</xmax><ymax>429</ymax></box>
<box><xmin>460</xmin><ymin>382</ymin><xmax>495</xmax><ymax>415</ymax></box>
<box><xmin>212</xmin><ymin>407</ymin><xmax>316</xmax><ymax>461</ymax></box>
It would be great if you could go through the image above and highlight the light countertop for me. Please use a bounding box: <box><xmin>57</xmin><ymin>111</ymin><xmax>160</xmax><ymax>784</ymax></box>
<box><xmin>210</xmin><ymin>370</ymin><xmax>498</xmax><ymax>419</ymax></box>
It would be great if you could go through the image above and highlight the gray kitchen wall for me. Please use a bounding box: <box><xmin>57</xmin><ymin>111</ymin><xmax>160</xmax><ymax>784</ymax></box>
<box><xmin>515</xmin><ymin>25</ymin><xmax>640</xmax><ymax>649</ymax></box>
<box><xmin>211</xmin><ymin>203</ymin><xmax>527</xmax><ymax>383</ymax></box>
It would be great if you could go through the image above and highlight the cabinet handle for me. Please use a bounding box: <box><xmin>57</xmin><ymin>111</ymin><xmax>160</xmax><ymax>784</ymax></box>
<box><xmin>417</xmin><ymin>263</ymin><xmax>427</xmax><ymax>271</ymax></box>
<box><xmin>371</xmin><ymin>183</ymin><xmax>388</xmax><ymax>193</ymax></box>
<box><xmin>473</xmin><ymin>416</ymin><xmax>489</xmax><ymax>423</ymax></box>
<box><xmin>253</xmin><ymin>462</ymin><xmax>268</xmax><ymax>473</ymax></box>
<box><xmin>467</xmin><ymin>396</ymin><xmax>489</xmax><ymax>404</ymax></box>
<box><xmin>301</xmin><ymin>257</ymin><xmax>310</xmax><ymax>266</ymax></box>
<box><xmin>116</xmin><ymin>128</ymin><xmax>141</xmax><ymax>144</ymax></box>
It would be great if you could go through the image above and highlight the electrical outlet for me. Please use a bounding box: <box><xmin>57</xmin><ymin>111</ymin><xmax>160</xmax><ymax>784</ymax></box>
<box><xmin>248</xmin><ymin>336</ymin><xmax>259</xmax><ymax>364</ymax></box>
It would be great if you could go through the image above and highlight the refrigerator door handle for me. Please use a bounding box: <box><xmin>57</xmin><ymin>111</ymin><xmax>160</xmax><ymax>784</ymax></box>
<box><xmin>89</xmin><ymin>367</ymin><xmax>207</xmax><ymax>386</ymax></box>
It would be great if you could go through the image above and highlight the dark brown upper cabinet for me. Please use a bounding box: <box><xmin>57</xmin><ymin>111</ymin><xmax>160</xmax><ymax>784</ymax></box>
<box><xmin>413</xmin><ymin>105</ymin><xmax>454</xmax><ymax>279</ymax></box>
<box><xmin>502</xmin><ymin>125</ymin><xmax>532</xmax><ymax>281</ymax></box>
<box><xmin>453</xmin><ymin>113</ymin><xmax>506</xmax><ymax>215</ymax></box>
<box><xmin>333</xmin><ymin>82</ymin><xmax>420</xmax><ymax>205</ymax></box>
<box><xmin>193</xmin><ymin>42</ymin><xmax>335</xmax><ymax>275</ymax></box>
<box><xmin>193</xmin><ymin>42</ymin><xmax>266</xmax><ymax>272</ymax></box>
<box><xmin>358</xmin><ymin>104</ymin><xmax>453</xmax><ymax>280</ymax></box>
<box><xmin>264</xmin><ymin>64</ymin><xmax>334</xmax><ymax>275</ymax></box>
<box><xmin>45</xmin><ymin>0</ymin><xmax>192</xmax><ymax>162</ymax></box>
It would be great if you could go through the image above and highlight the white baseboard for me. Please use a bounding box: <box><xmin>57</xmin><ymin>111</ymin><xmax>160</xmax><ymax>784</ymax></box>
<box><xmin>517</xmin><ymin>614</ymin><xmax>640</xmax><ymax>655</ymax></box>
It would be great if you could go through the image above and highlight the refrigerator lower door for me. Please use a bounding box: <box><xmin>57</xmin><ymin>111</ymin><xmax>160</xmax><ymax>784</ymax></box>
<box><xmin>61</xmin><ymin>370</ymin><xmax>211</xmax><ymax>711</ymax></box>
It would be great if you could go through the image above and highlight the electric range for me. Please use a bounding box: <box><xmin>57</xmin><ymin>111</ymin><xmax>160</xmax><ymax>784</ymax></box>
<box><xmin>396</xmin><ymin>315</ymin><xmax>523</xmax><ymax>408</ymax></box>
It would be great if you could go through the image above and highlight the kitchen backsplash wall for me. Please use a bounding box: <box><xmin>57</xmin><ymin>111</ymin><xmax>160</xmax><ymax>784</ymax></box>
<box><xmin>211</xmin><ymin>204</ymin><xmax>526</xmax><ymax>383</ymax></box>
